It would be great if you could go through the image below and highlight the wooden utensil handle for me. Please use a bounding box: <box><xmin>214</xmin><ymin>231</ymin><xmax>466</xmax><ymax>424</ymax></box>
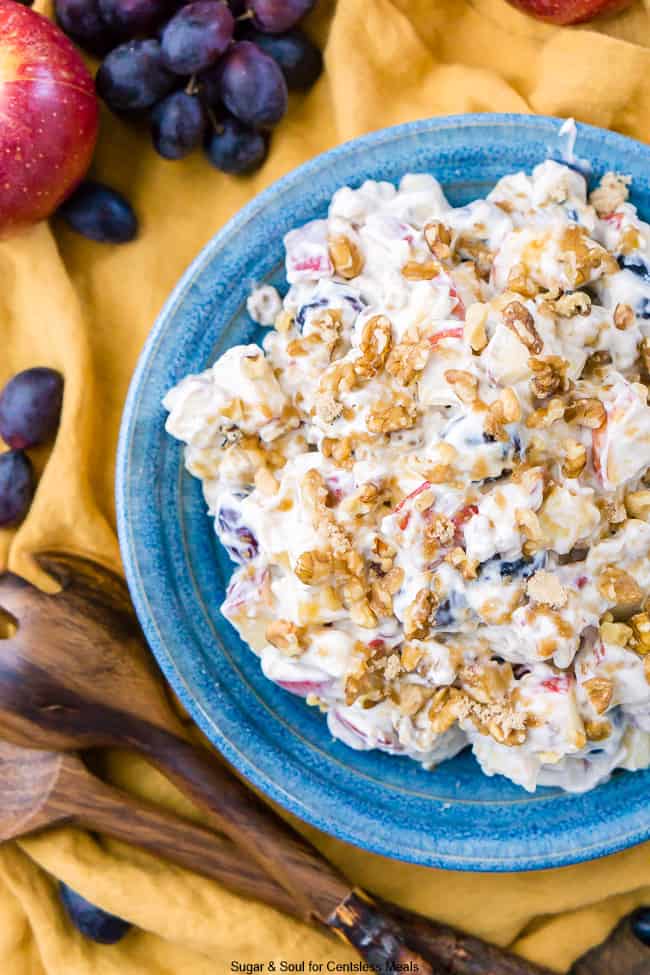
<box><xmin>569</xmin><ymin>911</ymin><xmax>650</xmax><ymax>974</ymax></box>
<box><xmin>55</xmin><ymin>757</ymin><xmax>298</xmax><ymax>919</ymax></box>
<box><xmin>376</xmin><ymin>898</ymin><xmax>554</xmax><ymax>975</ymax></box>
<box><xmin>136</xmin><ymin>722</ymin><xmax>351</xmax><ymax>922</ymax></box>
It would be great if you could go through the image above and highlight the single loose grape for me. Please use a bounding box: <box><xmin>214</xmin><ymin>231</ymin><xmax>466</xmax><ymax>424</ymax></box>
<box><xmin>240</xmin><ymin>28</ymin><xmax>322</xmax><ymax>90</ymax></box>
<box><xmin>204</xmin><ymin>114</ymin><xmax>268</xmax><ymax>174</ymax></box>
<box><xmin>0</xmin><ymin>368</ymin><xmax>64</xmax><ymax>450</ymax></box>
<box><xmin>161</xmin><ymin>1</ymin><xmax>234</xmax><ymax>75</ymax></box>
<box><xmin>249</xmin><ymin>0</ymin><xmax>315</xmax><ymax>33</ymax></box>
<box><xmin>58</xmin><ymin>182</ymin><xmax>138</xmax><ymax>243</ymax></box>
<box><xmin>151</xmin><ymin>91</ymin><xmax>206</xmax><ymax>159</ymax></box>
<box><xmin>96</xmin><ymin>40</ymin><xmax>176</xmax><ymax>111</ymax></box>
<box><xmin>218</xmin><ymin>41</ymin><xmax>287</xmax><ymax>128</ymax></box>
<box><xmin>59</xmin><ymin>884</ymin><xmax>132</xmax><ymax>945</ymax></box>
<box><xmin>0</xmin><ymin>451</ymin><xmax>34</xmax><ymax>527</ymax></box>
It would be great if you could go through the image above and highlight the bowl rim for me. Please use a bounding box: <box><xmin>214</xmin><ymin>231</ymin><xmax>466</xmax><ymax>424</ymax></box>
<box><xmin>117</xmin><ymin>112</ymin><xmax>650</xmax><ymax>870</ymax></box>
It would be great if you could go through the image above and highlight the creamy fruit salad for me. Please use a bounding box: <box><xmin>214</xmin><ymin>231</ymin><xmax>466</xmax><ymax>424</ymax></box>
<box><xmin>164</xmin><ymin>156</ymin><xmax>650</xmax><ymax>793</ymax></box>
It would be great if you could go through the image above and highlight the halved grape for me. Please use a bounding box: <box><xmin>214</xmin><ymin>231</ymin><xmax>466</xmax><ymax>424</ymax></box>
<box><xmin>98</xmin><ymin>0</ymin><xmax>170</xmax><ymax>35</ymax></box>
<box><xmin>249</xmin><ymin>0</ymin><xmax>315</xmax><ymax>33</ymax></box>
<box><xmin>58</xmin><ymin>182</ymin><xmax>138</xmax><ymax>243</ymax></box>
<box><xmin>240</xmin><ymin>27</ymin><xmax>321</xmax><ymax>90</ymax></box>
<box><xmin>0</xmin><ymin>368</ymin><xmax>64</xmax><ymax>450</ymax></box>
<box><xmin>0</xmin><ymin>451</ymin><xmax>35</xmax><ymax>527</ymax></box>
<box><xmin>161</xmin><ymin>1</ymin><xmax>234</xmax><ymax>75</ymax></box>
<box><xmin>219</xmin><ymin>41</ymin><xmax>287</xmax><ymax>128</ymax></box>
<box><xmin>96</xmin><ymin>40</ymin><xmax>176</xmax><ymax>111</ymax></box>
<box><xmin>151</xmin><ymin>91</ymin><xmax>206</xmax><ymax>159</ymax></box>
<box><xmin>204</xmin><ymin>114</ymin><xmax>268</xmax><ymax>174</ymax></box>
<box><xmin>55</xmin><ymin>0</ymin><xmax>117</xmax><ymax>56</ymax></box>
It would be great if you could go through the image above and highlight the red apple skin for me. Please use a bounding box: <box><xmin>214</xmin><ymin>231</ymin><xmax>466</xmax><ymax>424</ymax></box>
<box><xmin>0</xmin><ymin>0</ymin><xmax>98</xmax><ymax>236</ymax></box>
<box><xmin>506</xmin><ymin>0</ymin><xmax>634</xmax><ymax>24</ymax></box>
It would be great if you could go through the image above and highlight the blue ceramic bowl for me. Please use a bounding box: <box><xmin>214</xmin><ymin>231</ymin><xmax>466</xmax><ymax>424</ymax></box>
<box><xmin>117</xmin><ymin>114</ymin><xmax>650</xmax><ymax>871</ymax></box>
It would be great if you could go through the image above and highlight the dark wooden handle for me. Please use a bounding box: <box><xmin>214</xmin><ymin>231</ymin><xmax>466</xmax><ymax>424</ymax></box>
<box><xmin>54</xmin><ymin>757</ymin><xmax>299</xmax><ymax>919</ymax></box>
<box><xmin>134</xmin><ymin>722</ymin><xmax>351</xmax><ymax>923</ymax></box>
<box><xmin>375</xmin><ymin>898</ymin><xmax>554</xmax><ymax>975</ymax></box>
<box><xmin>569</xmin><ymin>911</ymin><xmax>650</xmax><ymax>974</ymax></box>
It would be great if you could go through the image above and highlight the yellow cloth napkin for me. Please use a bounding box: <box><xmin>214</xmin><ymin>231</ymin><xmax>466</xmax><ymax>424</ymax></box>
<box><xmin>3</xmin><ymin>0</ymin><xmax>650</xmax><ymax>971</ymax></box>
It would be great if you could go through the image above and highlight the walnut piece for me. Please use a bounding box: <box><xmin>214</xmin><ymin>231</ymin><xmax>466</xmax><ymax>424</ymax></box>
<box><xmin>266</xmin><ymin>620</ymin><xmax>306</xmax><ymax>656</ymax></box>
<box><xmin>564</xmin><ymin>398</ymin><xmax>606</xmax><ymax>429</ymax></box>
<box><xmin>597</xmin><ymin>566</ymin><xmax>643</xmax><ymax>608</ymax></box>
<box><xmin>424</xmin><ymin>220</ymin><xmax>452</xmax><ymax>260</ymax></box>
<box><xmin>367</xmin><ymin>396</ymin><xmax>417</xmax><ymax>434</ymax></box>
<box><xmin>529</xmin><ymin>355</ymin><xmax>568</xmax><ymax>399</ymax></box>
<box><xmin>329</xmin><ymin>234</ymin><xmax>364</xmax><ymax>279</ymax></box>
<box><xmin>403</xmin><ymin>588</ymin><xmax>439</xmax><ymax>640</ymax></box>
<box><xmin>589</xmin><ymin>172</ymin><xmax>631</xmax><ymax>217</ymax></box>
<box><xmin>502</xmin><ymin>301</ymin><xmax>543</xmax><ymax>354</ymax></box>
<box><xmin>583</xmin><ymin>676</ymin><xmax>613</xmax><ymax>715</ymax></box>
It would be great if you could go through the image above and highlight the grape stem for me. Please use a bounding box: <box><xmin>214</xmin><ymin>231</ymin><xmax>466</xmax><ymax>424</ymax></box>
<box><xmin>205</xmin><ymin>105</ymin><xmax>223</xmax><ymax>135</ymax></box>
<box><xmin>236</xmin><ymin>9</ymin><xmax>254</xmax><ymax>20</ymax></box>
<box><xmin>185</xmin><ymin>75</ymin><xmax>200</xmax><ymax>96</ymax></box>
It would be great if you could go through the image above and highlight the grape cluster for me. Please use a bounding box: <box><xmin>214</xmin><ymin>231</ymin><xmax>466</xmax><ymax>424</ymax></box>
<box><xmin>57</xmin><ymin>0</ymin><xmax>322</xmax><ymax>174</ymax></box>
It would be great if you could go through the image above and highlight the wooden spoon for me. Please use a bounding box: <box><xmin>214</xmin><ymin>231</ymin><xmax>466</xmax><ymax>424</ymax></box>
<box><xmin>0</xmin><ymin>737</ymin><xmax>644</xmax><ymax>975</ymax></box>
<box><xmin>0</xmin><ymin>553</ymin><xmax>438</xmax><ymax>973</ymax></box>
<box><xmin>0</xmin><ymin>737</ymin><xmax>297</xmax><ymax>917</ymax></box>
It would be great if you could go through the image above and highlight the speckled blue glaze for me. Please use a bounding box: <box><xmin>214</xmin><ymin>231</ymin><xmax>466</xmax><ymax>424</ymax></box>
<box><xmin>117</xmin><ymin>114</ymin><xmax>650</xmax><ymax>871</ymax></box>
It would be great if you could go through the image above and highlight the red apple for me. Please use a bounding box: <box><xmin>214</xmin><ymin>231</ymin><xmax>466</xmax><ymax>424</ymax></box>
<box><xmin>506</xmin><ymin>0</ymin><xmax>635</xmax><ymax>24</ymax></box>
<box><xmin>0</xmin><ymin>0</ymin><xmax>98</xmax><ymax>236</ymax></box>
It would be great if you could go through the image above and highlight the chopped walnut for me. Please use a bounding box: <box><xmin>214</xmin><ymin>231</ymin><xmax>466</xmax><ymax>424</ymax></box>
<box><xmin>558</xmin><ymin>226</ymin><xmax>619</xmax><ymax>285</ymax></box>
<box><xmin>614</xmin><ymin>303</ymin><xmax>635</xmax><ymax>330</ymax></box>
<box><xmin>630</xmin><ymin>612</ymin><xmax>650</xmax><ymax>654</ymax></box>
<box><xmin>349</xmin><ymin>598</ymin><xmax>378</xmax><ymax>629</ymax></box>
<box><xmin>589</xmin><ymin>172</ymin><xmax>631</xmax><ymax>217</ymax></box>
<box><xmin>551</xmin><ymin>291</ymin><xmax>592</xmax><ymax>318</ymax></box>
<box><xmin>319</xmin><ymin>360</ymin><xmax>357</xmax><ymax>397</ymax></box>
<box><xmin>484</xmin><ymin>388</ymin><xmax>521</xmax><ymax>437</ymax></box>
<box><xmin>562</xmin><ymin>439</ymin><xmax>587</xmax><ymax>479</ymax></box>
<box><xmin>403</xmin><ymin>588</ymin><xmax>439</xmax><ymax>640</ymax></box>
<box><xmin>444</xmin><ymin>369</ymin><xmax>479</xmax><ymax>404</ymax></box>
<box><xmin>564</xmin><ymin>398</ymin><xmax>606</xmax><ymax>429</ymax></box>
<box><xmin>401</xmin><ymin>643</ymin><xmax>424</xmax><ymax>672</ymax></box>
<box><xmin>315</xmin><ymin>392</ymin><xmax>343</xmax><ymax>424</ymax></box>
<box><xmin>526</xmin><ymin>570</ymin><xmax>568</xmax><ymax>608</ymax></box>
<box><xmin>294</xmin><ymin>550</ymin><xmax>332</xmax><ymax>584</ymax></box>
<box><xmin>397</xmin><ymin>683</ymin><xmax>431</xmax><ymax>717</ymax></box>
<box><xmin>386</xmin><ymin>332</ymin><xmax>431</xmax><ymax>385</ymax></box>
<box><xmin>424</xmin><ymin>220</ymin><xmax>452</xmax><ymax>260</ymax></box>
<box><xmin>428</xmin><ymin>686</ymin><xmax>468</xmax><ymax>734</ymax></box>
<box><xmin>266</xmin><ymin>620</ymin><xmax>306</xmax><ymax>656</ymax></box>
<box><xmin>367</xmin><ymin>395</ymin><xmax>417</xmax><ymax>434</ymax></box>
<box><xmin>597</xmin><ymin>566</ymin><xmax>643</xmax><ymax>608</ymax></box>
<box><xmin>584</xmin><ymin>719</ymin><xmax>612</xmax><ymax>742</ymax></box>
<box><xmin>329</xmin><ymin>234</ymin><xmax>364</xmax><ymax>279</ymax></box>
<box><xmin>529</xmin><ymin>355</ymin><xmax>568</xmax><ymax>399</ymax></box>
<box><xmin>502</xmin><ymin>301</ymin><xmax>543</xmax><ymax>354</ymax></box>
<box><xmin>526</xmin><ymin>397</ymin><xmax>565</xmax><ymax>430</ymax></box>
<box><xmin>600</xmin><ymin>620</ymin><xmax>633</xmax><ymax>646</ymax></box>
<box><xmin>507</xmin><ymin>264</ymin><xmax>540</xmax><ymax>299</ymax></box>
<box><xmin>321</xmin><ymin>436</ymin><xmax>353</xmax><ymax>468</ymax></box>
<box><xmin>401</xmin><ymin>259</ymin><xmax>441</xmax><ymax>281</ymax></box>
<box><xmin>355</xmin><ymin>315</ymin><xmax>393</xmax><ymax>380</ymax></box>
<box><xmin>455</xmin><ymin>233</ymin><xmax>493</xmax><ymax>279</ymax></box>
<box><xmin>583</xmin><ymin>676</ymin><xmax>613</xmax><ymax>715</ymax></box>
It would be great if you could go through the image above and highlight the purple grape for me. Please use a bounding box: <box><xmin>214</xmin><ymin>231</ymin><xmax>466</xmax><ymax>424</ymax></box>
<box><xmin>249</xmin><ymin>0</ymin><xmax>315</xmax><ymax>33</ymax></box>
<box><xmin>226</xmin><ymin>0</ymin><xmax>246</xmax><ymax>12</ymax></box>
<box><xmin>161</xmin><ymin>1</ymin><xmax>234</xmax><ymax>75</ymax></box>
<box><xmin>204</xmin><ymin>113</ymin><xmax>267</xmax><ymax>173</ymax></box>
<box><xmin>218</xmin><ymin>41</ymin><xmax>287</xmax><ymax>128</ymax></box>
<box><xmin>96</xmin><ymin>40</ymin><xmax>176</xmax><ymax>111</ymax></box>
<box><xmin>59</xmin><ymin>884</ymin><xmax>131</xmax><ymax>945</ymax></box>
<box><xmin>98</xmin><ymin>0</ymin><xmax>169</xmax><ymax>35</ymax></box>
<box><xmin>55</xmin><ymin>0</ymin><xmax>117</xmax><ymax>56</ymax></box>
<box><xmin>151</xmin><ymin>91</ymin><xmax>206</xmax><ymax>159</ymax></box>
<box><xmin>0</xmin><ymin>451</ymin><xmax>34</xmax><ymax>527</ymax></box>
<box><xmin>240</xmin><ymin>27</ymin><xmax>321</xmax><ymax>90</ymax></box>
<box><xmin>0</xmin><ymin>368</ymin><xmax>63</xmax><ymax>450</ymax></box>
<box><xmin>58</xmin><ymin>182</ymin><xmax>138</xmax><ymax>244</ymax></box>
